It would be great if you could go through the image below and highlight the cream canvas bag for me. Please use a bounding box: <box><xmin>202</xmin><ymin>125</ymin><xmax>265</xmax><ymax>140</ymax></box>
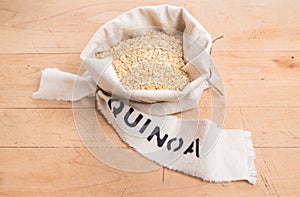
<box><xmin>33</xmin><ymin>5</ymin><xmax>256</xmax><ymax>184</ymax></box>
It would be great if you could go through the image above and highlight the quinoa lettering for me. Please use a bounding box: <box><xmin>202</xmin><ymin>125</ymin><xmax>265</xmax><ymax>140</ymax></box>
<box><xmin>107</xmin><ymin>97</ymin><xmax>201</xmax><ymax>157</ymax></box>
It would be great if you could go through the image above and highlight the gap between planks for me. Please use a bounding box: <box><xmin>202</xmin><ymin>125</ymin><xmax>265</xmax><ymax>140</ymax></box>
<box><xmin>0</xmin><ymin>50</ymin><xmax>300</xmax><ymax>56</ymax></box>
<box><xmin>2</xmin><ymin>106</ymin><xmax>300</xmax><ymax>110</ymax></box>
<box><xmin>1</xmin><ymin>146</ymin><xmax>299</xmax><ymax>149</ymax></box>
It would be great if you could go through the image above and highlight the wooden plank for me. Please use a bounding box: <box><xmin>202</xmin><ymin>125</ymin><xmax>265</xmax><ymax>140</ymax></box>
<box><xmin>0</xmin><ymin>148</ymin><xmax>163</xmax><ymax>196</ymax></box>
<box><xmin>241</xmin><ymin>107</ymin><xmax>300</xmax><ymax>147</ymax></box>
<box><xmin>0</xmin><ymin>0</ymin><xmax>299</xmax><ymax>54</ymax></box>
<box><xmin>188</xmin><ymin>0</ymin><xmax>300</xmax><ymax>52</ymax></box>
<box><xmin>0</xmin><ymin>148</ymin><xmax>299</xmax><ymax>196</ymax></box>
<box><xmin>0</xmin><ymin>1</ymin><xmax>299</xmax><ymax>196</ymax></box>
<box><xmin>1</xmin><ymin>107</ymin><xmax>299</xmax><ymax>147</ymax></box>
<box><xmin>0</xmin><ymin>109</ymin><xmax>82</xmax><ymax>147</ymax></box>
<box><xmin>0</xmin><ymin>108</ymin><xmax>129</xmax><ymax>148</ymax></box>
<box><xmin>211</xmin><ymin>51</ymin><xmax>300</xmax><ymax>107</ymax></box>
<box><xmin>0</xmin><ymin>54</ymin><xmax>80</xmax><ymax>109</ymax></box>
<box><xmin>0</xmin><ymin>51</ymin><xmax>299</xmax><ymax>108</ymax></box>
<box><xmin>162</xmin><ymin>148</ymin><xmax>300</xmax><ymax>197</ymax></box>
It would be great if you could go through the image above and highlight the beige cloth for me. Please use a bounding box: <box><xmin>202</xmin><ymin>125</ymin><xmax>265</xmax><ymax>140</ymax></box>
<box><xmin>33</xmin><ymin>5</ymin><xmax>256</xmax><ymax>184</ymax></box>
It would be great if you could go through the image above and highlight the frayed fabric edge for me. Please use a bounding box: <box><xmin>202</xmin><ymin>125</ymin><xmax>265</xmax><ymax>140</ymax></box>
<box><xmin>32</xmin><ymin>94</ymin><xmax>73</xmax><ymax>102</ymax></box>
<box><xmin>244</xmin><ymin>131</ymin><xmax>257</xmax><ymax>185</ymax></box>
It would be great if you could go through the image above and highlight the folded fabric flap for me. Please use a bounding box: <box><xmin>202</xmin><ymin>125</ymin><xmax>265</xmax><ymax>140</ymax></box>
<box><xmin>32</xmin><ymin>68</ymin><xmax>96</xmax><ymax>101</ymax></box>
<box><xmin>127</xmin><ymin>80</ymin><xmax>208</xmax><ymax>116</ymax></box>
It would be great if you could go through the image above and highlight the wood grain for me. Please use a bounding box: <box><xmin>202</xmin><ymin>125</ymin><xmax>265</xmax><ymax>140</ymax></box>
<box><xmin>0</xmin><ymin>0</ymin><xmax>299</xmax><ymax>54</ymax></box>
<box><xmin>0</xmin><ymin>148</ymin><xmax>299</xmax><ymax>196</ymax></box>
<box><xmin>163</xmin><ymin>148</ymin><xmax>300</xmax><ymax>197</ymax></box>
<box><xmin>0</xmin><ymin>148</ymin><xmax>163</xmax><ymax>197</ymax></box>
<box><xmin>241</xmin><ymin>107</ymin><xmax>300</xmax><ymax>147</ymax></box>
<box><xmin>211</xmin><ymin>51</ymin><xmax>300</xmax><ymax>107</ymax></box>
<box><xmin>1</xmin><ymin>107</ymin><xmax>299</xmax><ymax>148</ymax></box>
<box><xmin>0</xmin><ymin>54</ymin><xmax>80</xmax><ymax>109</ymax></box>
<box><xmin>0</xmin><ymin>0</ymin><xmax>299</xmax><ymax>196</ymax></box>
<box><xmin>0</xmin><ymin>51</ymin><xmax>299</xmax><ymax>109</ymax></box>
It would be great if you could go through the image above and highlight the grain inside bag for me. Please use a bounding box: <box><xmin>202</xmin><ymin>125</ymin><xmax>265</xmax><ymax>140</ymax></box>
<box><xmin>95</xmin><ymin>30</ymin><xmax>191</xmax><ymax>91</ymax></box>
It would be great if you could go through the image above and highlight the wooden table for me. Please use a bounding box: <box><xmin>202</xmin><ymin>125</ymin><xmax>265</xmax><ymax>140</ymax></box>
<box><xmin>1</xmin><ymin>0</ymin><xmax>299</xmax><ymax>196</ymax></box>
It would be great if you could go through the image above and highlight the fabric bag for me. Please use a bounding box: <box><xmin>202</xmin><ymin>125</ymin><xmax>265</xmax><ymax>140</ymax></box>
<box><xmin>33</xmin><ymin>5</ymin><xmax>256</xmax><ymax>184</ymax></box>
